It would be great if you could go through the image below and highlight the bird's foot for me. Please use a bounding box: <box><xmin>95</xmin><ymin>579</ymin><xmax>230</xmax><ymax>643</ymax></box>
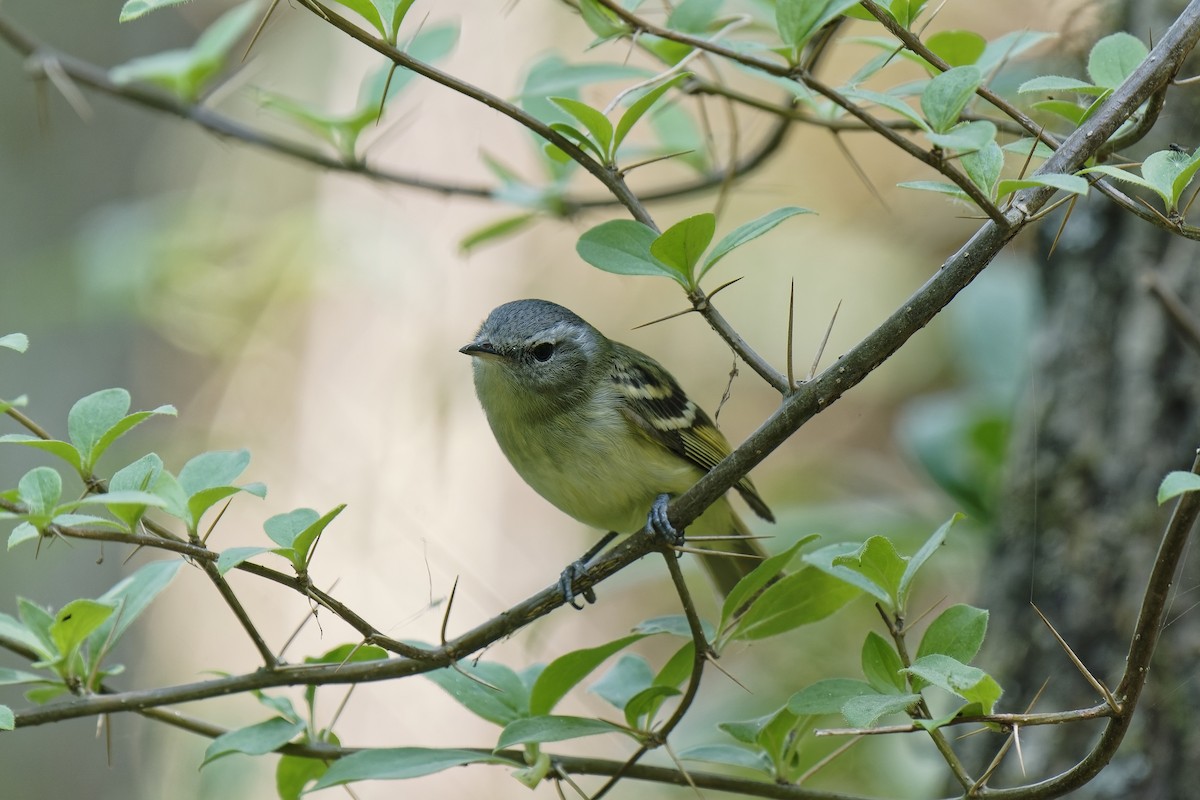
<box><xmin>558</xmin><ymin>531</ymin><xmax>618</xmax><ymax>609</ymax></box>
<box><xmin>558</xmin><ymin>561</ymin><xmax>597</xmax><ymax>609</ymax></box>
<box><xmin>645</xmin><ymin>494</ymin><xmax>683</xmax><ymax>546</ymax></box>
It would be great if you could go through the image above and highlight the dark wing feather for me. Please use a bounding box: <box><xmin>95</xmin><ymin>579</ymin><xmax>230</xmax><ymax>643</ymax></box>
<box><xmin>610</xmin><ymin>342</ymin><xmax>774</xmax><ymax>522</ymax></box>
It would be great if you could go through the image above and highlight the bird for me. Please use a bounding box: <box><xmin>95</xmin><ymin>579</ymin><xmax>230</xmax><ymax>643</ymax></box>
<box><xmin>460</xmin><ymin>298</ymin><xmax>772</xmax><ymax>604</ymax></box>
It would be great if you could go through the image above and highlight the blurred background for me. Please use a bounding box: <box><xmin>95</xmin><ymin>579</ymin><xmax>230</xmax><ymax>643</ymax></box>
<box><xmin>0</xmin><ymin>1</ymin><xmax>1101</xmax><ymax>798</ymax></box>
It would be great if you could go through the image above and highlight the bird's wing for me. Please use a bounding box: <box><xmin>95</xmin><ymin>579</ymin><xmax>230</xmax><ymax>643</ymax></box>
<box><xmin>610</xmin><ymin>342</ymin><xmax>774</xmax><ymax>522</ymax></box>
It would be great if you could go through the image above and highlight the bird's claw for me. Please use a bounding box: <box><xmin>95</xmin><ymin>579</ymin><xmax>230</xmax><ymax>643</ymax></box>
<box><xmin>559</xmin><ymin>560</ymin><xmax>597</xmax><ymax>609</ymax></box>
<box><xmin>646</xmin><ymin>494</ymin><xmax>683</xmax><ymax>545</ymax></box>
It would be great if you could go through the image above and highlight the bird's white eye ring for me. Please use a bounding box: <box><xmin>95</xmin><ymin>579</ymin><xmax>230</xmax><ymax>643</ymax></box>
<box><xmin>532</xmin><ymin>342</ymin><xmax>555</xmax><ymax>362</ymax></box>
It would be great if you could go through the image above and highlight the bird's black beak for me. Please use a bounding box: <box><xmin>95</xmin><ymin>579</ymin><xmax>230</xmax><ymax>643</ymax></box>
<box><xmin>460</xmin><ymin>341</ymin><xmax>500</xmax><ymax>358</ymax></box>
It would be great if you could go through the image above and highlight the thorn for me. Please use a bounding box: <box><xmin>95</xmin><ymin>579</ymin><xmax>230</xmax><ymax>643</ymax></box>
<box><xmin>706</xmin><ymin>276</ymin><xmax>743</xmax><ymax>301</ymax></box>
<box><xmin>242</xmin><ymin>0</ymin><xmax>282</xmax><ymax>62</ymax></box>
<box><xmin>1046</xmin><ymin>194</ymin><xmax>1078</xmax><ymax>259</ymax></box>
<box><xmin>1032</xmin><ymin>603</ymin><xmax>1120</xmax><ymax>712</ymax></box>
<box><xmin>787</xmin><ymin>279</ymin><xmax>796</xmax><ymax>390</ymax></box>
<box><xmin>631</xmin><ymin>306</ymin><xmax>696</xmax><ymax>330</ymax></box>
<box><xmin>201</xmin><ymin>498</ymin><xmax>234</xmax><ymax>545</ymax></box>
<box><xmin>808</xmin><ymin>299</ymin><xmax>841</xmax><ymax>381</ymax></box>
<box><xmin>672</xmin><ymin>545</ymin><xmax>762</xmax><ymax>559</ymax></box>
<box><xmin>440</xmin><ymin>576</ymin><xmax>460</xmax><ymax>645</ymax></box>
<box><xmin>797</xmin><ymin>736</ymin><xmax>862</xmax><ymax>784</ymax></box>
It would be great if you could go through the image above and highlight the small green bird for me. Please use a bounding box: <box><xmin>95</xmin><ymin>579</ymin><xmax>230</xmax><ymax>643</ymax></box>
<box><xmin>461</xmin><ymin>299</ymin><xmax>772</xmax><ymax>604</ymax></box>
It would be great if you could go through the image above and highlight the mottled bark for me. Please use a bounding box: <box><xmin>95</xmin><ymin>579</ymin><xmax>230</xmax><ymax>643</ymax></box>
<box><xmin>981</xmin><ymin>1</ymin><xmax>1200</xmax><ymax>796</ymax></box>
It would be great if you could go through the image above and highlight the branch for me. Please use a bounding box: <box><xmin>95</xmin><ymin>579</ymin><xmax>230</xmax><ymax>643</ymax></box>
<box><xmin>289</xmin><ymin>0</ymin><xmax>655</xmax><ymax>228</ymax></box>
<box><xmin>591</xmin><ymin>0</ymin><xmax>1009</xmax><ymax>225</ymax></box>
<box><xmin>662</xmin><ymin>0</ymin><xmax>1200</xmax><ymax>533</ymax></box>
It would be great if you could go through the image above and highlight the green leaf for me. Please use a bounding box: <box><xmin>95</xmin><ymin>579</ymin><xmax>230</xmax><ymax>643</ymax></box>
<box><xmin>897</xmin><ymin>180</ymin><xmax>968</xmax><ymax>199</ymax></box>
<box><xmin>549</xmin><ymin>97</ymin><xmax>614</xmax><ymax>160</ymax></box>
<box><xmin>632</xmin><ymin>614</ymin><xmax>715</xmax><ymax>640</ymax></box>
<box><xmin>179</xmin><ymin>449</ymin><xmax>252</xmax><ymax>496</ymax></box>
<box><xmin>216</xmin><ymin>547</ymin><xmax>273</xmax><ymax>575</ymax></box>
<box><xmin>622</xmin><ymin>684</ymin><xmax>681</xmax><ymax>729</ymax></box>
<box><xmin>926</xmin><ymin>30</ymin><xmax>986</xmax><ymax>67</ymax></box>
<box><xmin>961</xmin><ymin>141</ymin><xmax>1004</xmax><ymax>198</ymax></box>
<box><xmin>845</xmin><ymin>88</ymin><xmax>930</xmax><ymax>130</ymax></box>
<box><xmin>830</xmin><ymin>536</ymin><xmax>907</xmax><ymax>610</ymax></box>
<box><xmin>460</xmin><ymin>213</ymin><xmax>538</xmax><ymax>253</ymax></box>
<box><xmin>913</xmin><ymin>705</ymin><xmax>968</xmax><ymax>732</ymax></box>
<box><xmin>0</xmin><ymin>667</ymin><xmax>51</xmax><ymax>686</ymax></box>
<box><xmin>0</xmin><ymin>612</ymin><xmax>53</xmax><ymax>660</ymax></box>
<box><xmin>306</xmin><ymin>642</ymin><xmax>390</xmax><ymax>666</ymax></box>
<box><xmin>424</xmin><ymin>660</ymin><xmax>529</xmax><ymax>726</ymax></box>
<box><xmin>1077</xmin><ymin>164</ymin><xmax>1157</xmax><ymax>196</ymax></box>
<box><xmin>109</xmin><ymin>2</ymin><xmax>259</xmax><ymax>102</ymax></box>
<box><xmin>977</xmin><ymin>31</ymin><xmax>1054</xmax><ymax>75</ymax></box>
<box><xmin>289</xmin><ymin>505</ymin><xmax>345</xmax><ymax>567</ymax></box>
<box><xmin>777</xmin><ymin>0</ymin><xmax>862</xmax><ymax>52</ymax></box>
<box><xmin>49</xmin><ymin>513</ymin><xmax>128</xmax><ymax>533</ymax></box>
<box><xmin>119</xmin><ymin>0</ymin><xmax>193</xmax><ymax>22</ymax></box>
<box><xmin>720</xmin><ymin>534</ymin><xmax>818</xmax><ymax>633</ymax></box>
<box><xmin>1159</xmin><ymin>471</ymin><xmax>1200</xmax><ymax>504</ymax></box>
<box><xmin>0</xmin><ymin>704</ymin><xmax>12</xmax><ymax>730</ymax></box>
<box><xmin>1139</xmin><ymin>148</ymin><xmax>1200</xmax><ymax>211</ymax></box>
<box><xmin>862</xmin><ymin>632</ymin><xmax>906</xmax><ymax>694</ymax></box>
<box><xmin>897</xmin><ymin>514</ymin><xmax>959</xmax><ymax>610</ymax></box>
<box><xmin>590</xmin><ymin>654</ymin><xmax>654</xmax><ymax>710</ymax></box>
<box><xmin>1018</xmin><ymin>75</ymin><xmax>1108</xmax><ymax>95</ymax></box>
<box><xmin>921</xmin><ymin>65</ymin><xmax>983</xmax><ymax>133</ymax></box>
<box><xmin>576</xmin><ymin>220</ymin><xmax>683</xmax><ymax>284</ymax></box>
<box><xmin>8</xmin><ymin>523</ymin><xmax>39</xmax><ymax>550</ymax></box>
<box><xmin>1087</xmin><ymin>32</ymin><xmax>1148</xmax><ymax>90</ymax></box>
<box><xmin>50</xmin><ymin>599</ymin><xmax>115</xmax><ymax>664</ymax></box>
<box><xmin>728</xmin><ymin>565</ymin><xmax>860</xmax><ymax>640</ymax></box>
<box><xmin>328</xmin><ymin>0</ymin><xmax>385</xmax><ymax>39</ymax></box>
<box><xmin>17</xmin><ymin>599</ymin><xmax>56</xmax><ymax>656</ymax></box>
<box><xmin>312</xmin><ymin>748</ymin><xmax>515</xmax><ymax>790</ymax></box>
<box><xmin>788</xmin><ymin>678</ymin><xmax>878</xmax><ymax>715</ymax></box>
<box><xmin>916</xmin><ymin>604</ymin><xmax>987</xmax><ymax>667</ymax></box>
<box><xmin>649</xmin><ymin>213</ymin><xmax>715</xmax><ymax>283</ymax></box>
<box><xmin>842</xmin><ymin>692</ymin><xmax>921</xmax><ymax>727</ymax></box>
<box><xmin>203</xmin><ymin>717</ymin><xmax>306</xmax><ymax>765</ymax></box>
<box><xmin>264</xmin><ymin>508</ymin><xmax>320</xmax><ymax>549</ymax></box>
<box><xmin>277</xmin><ymin>752</ymin><xmax>329</xmax><ymax>800</ymax></box>
<box><xmin>1031</xmin><ymin>98</ymin><xmax>1091</xmax><ymax>126</ymax></box>
<box><xmin>612</xmin><ymin>73</ymin><xmax>689</xmax><ymax>156</ymax></box>
<box><xmin>700</xmin><ymin>206</ymin><xmax>814</xmax><ymax>281</ymax></box>
<box><xmin>577</xmin><ymin>0</ymin><xmax>629</xmax><ymax>40</ymax></box>
<box><xmin>902</xmin><ymin>654</ymin><xmax>1002</xmax><ymax>712</ymax></box>
<box><xmin>178</xmin><ymin>449</ymin><xmax>264</xmax><ymax>532</ymax></box>
<box><xmin>517</xmin><ymin>58</ymin><xmax>649</xmax><ymax>108</ymax></box>
<box><xmin>677</xmin><ymin>743</ymin><xmax>771</xmax><ymax>772</ymax></box>
<box><xmin>18</xmin><ymin>467</ymin><xmax>63</xmax><ymax>524</ymax></box>
<box><xmin>996</xmin><ymin>173</ymin><xmax>1090</xmax><ymax>199</ymax></box>
<box><xmin>495</xmin><ymin>715</ymin><xmax>629</xmax><ymax>748</ymax></box>
<box><xmin>654</xmin><ymin>641</ymin><xmax>695</xmax><ymax>689</ymax></box>
<box><xmin>0</xmin><ymin>333</ymin><xmax>28</xmax><ymax>352</ymax></box>
<box><xmin>67</xmin><ymin>389</ymin><xmax>131</xmax><ymax>470</ymax></box>
<box><xmin>925</xmin><ymin>120</ymin><xmax>996</xmax><ymax>154</ymax></box>
<box><xmin>107</xmin><ymin>454</ymin><xmax>166</xmax><ymax>530</ymax></box>
<box><xmin>0</xmin><ymin>436</ymin><xmax>83</xmax><ymax>473</ymax></box>
<box><xmin>530</xmin><ymin>633</ymin><xmax>646</xmax><ymax>715</ymax></box>
<box><xmin>89</xmin><ymin>561</ymin><xmax>184</xmax><ymax>660</ymax></box>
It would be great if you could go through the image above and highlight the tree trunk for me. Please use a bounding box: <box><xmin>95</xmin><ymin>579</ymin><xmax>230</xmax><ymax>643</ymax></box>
<box><xmin>981</xmin><ymin>2</ymin><xmax>1200</xmax><ymax>795</ymax></box>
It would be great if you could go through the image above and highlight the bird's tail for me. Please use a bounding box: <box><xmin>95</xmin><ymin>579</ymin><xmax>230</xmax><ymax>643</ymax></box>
<box><xmin>693</xmin><ymin>499</ymin><xmax>768</xmax><ymax>598</ymax></box>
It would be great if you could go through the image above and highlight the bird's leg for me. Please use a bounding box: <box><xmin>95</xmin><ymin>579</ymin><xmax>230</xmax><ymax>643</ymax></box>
<box><xmin>559</xmin><ymin>531</ymin><xmax>619</xmax><ymax>609</ymax></box>
<box><xmin>646</xmin><ymin>494</ymin><xmax>683</xmax><ymax>545</ymax></box>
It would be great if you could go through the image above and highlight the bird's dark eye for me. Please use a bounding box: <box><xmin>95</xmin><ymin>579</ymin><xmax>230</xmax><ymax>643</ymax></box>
<box><xmin>532</xmin><ymin>342</ymin><xmax>555</xmax><ymax>362</ymax></box>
